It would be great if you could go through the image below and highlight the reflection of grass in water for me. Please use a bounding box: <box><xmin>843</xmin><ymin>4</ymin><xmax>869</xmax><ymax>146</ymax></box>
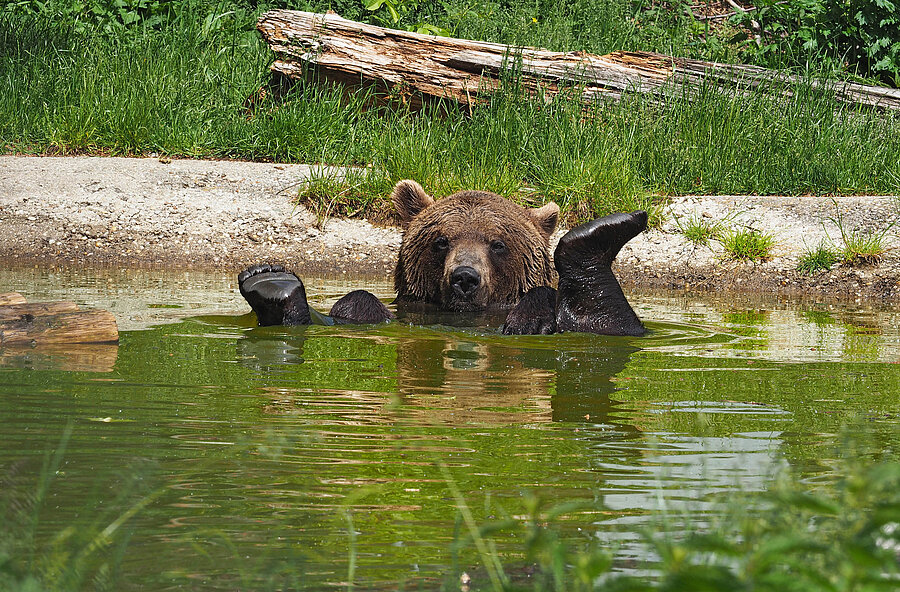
<box><xmin>722</xmin><ymin>310</ymin><xmax>770</xmax><ymax>345</ymax></box>
<box><xmin>723</xmin><ymin>310</ymin><xmax>769</xmax><ymax>326</ymax></box>
<box><xmin>842</xmin><ymin>326</ymin><xmax>883</xmax><ymax>362</ymax></box>
<box><xmin>802</xmin><ymin>309</ymin><xmax>835</xmax><ymax>327</ymax></box>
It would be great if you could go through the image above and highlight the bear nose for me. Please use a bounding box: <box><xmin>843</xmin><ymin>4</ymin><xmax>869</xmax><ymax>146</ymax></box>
<box><xmin>450</xmin><ymin>266</ymin><xmax>481</xmax><ymax>298</ymax></box>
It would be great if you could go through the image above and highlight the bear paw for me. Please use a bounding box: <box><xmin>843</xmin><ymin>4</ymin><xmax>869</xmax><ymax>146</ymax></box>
<box><xmin>502</xmin><ymin>286</ymin><xmax>557</xmax><ymax>335</ymax></box>
<box><xmin>238</xmin><ymin>263</ymin><xmax>311</xmax><ymax>326</ymax></box>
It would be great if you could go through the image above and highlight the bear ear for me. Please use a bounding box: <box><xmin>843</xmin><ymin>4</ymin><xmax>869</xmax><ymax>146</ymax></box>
<box><xmin>392</xmin><ymin>180</ymin><xmax>435</xmax><ymax>229</ymax></box>
<box><xmin>527</xmin><ymin>202</ymin><xmax>560</xmax><ymax>239</ymax></box>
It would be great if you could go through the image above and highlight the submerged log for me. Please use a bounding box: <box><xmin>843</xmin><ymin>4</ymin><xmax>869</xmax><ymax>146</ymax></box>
<box><xmin>0</xmin><ymin>306</ymin><xmax>118</xmax><ymax>345</ymax></box>
<box><xmin>257</xmin><ymin>10</ymin><xmax>900</xmax><ymax>112</ymax></box>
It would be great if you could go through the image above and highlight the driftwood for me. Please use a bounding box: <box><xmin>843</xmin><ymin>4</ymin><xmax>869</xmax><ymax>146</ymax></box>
<box><xmin>0</xmin><ymin>292</ymin><xmax>26</xmax><ymax>306</ymax></box>
<box><xmin>0</xmin><ymin>301</ymin><xmax>79</xmax><ymax>322</ymax></box>
<box><xmin>0</xmin><ymin>302</ymin><xmax>118</xmax><ymax>345</ymax></box>
<box><xmin>257</xmin><ymin>10</ymin><xmax>900</xmax><ymax>112</ymax></box>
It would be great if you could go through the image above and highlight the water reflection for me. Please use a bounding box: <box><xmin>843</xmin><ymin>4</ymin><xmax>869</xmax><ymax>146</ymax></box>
<box><xmin>233</xmin><ymin>316</ymin><xmax>643</xmax><ymax>430</ymax></box>
<box><xmin>0</xmin><ymin>342</ymin><xmax>118</xmax><ymax>372</ymax></box>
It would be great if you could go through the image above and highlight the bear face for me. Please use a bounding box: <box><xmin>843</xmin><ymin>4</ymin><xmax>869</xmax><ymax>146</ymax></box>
<box><xmin>392</xmin><ymin>180</ymin><xmax>559</xmax><ymax>311</ymax></box>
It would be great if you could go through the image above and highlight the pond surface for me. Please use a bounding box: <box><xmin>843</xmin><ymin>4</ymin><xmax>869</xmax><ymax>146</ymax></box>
<box><xmin>1</xmin><ymin>267</ymin><xmax>899</xmax><ymax>590</ymax></box>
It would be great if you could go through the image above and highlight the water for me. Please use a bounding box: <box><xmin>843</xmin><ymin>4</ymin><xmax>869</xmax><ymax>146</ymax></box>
<box><xmin>1</xmin><ymin>267</ymin><xmax>899</xmax><ymax>589</ymax></box>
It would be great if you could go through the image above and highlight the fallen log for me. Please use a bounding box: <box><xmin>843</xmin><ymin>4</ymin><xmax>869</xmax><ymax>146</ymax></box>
<box><xmin>257</xmin><ymin>10</ymin><xmax>900</xmax><ymax>112</ymax></box>
<box><xmin>0</xmin><ymin>308</ymin><xmax>118</xmax><ymax>345</ymax></box>
<box><xmin>0</xmin><ymin>301</ymin><xmax>79</xmax><ymax>322</ymax></box>
<box><xmin>0</xmin><ymin>292</ymin><xmax>26</xmax><ymax>306</ymax></box>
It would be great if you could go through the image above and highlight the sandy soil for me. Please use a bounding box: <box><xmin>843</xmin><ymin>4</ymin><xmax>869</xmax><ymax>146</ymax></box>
<box><xmin>1</xmin><ymin>155</ymin><xmax>898</xmax><ymax>302</ymax></box>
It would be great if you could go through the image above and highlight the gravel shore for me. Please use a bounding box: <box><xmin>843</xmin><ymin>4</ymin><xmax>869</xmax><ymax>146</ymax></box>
<box><xmin>1</xmin><ymin>155</ymin><xmax>898</xmax><ymax>302</ymax></box>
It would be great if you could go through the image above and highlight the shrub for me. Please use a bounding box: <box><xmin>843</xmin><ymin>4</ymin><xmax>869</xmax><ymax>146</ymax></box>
<box><xmin>734</xmin><ymin>0</ymin><xmax>900</xmax><ymax>86</ymax></box>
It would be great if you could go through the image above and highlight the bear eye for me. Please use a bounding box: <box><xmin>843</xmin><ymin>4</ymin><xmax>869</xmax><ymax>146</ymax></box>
<box><xmin>490</xmin><ymin>239</ymin><xmax>508</xmax><ymax>255</ymax></box>
<box><xmin>433</xmin><ymin>236</ymin><xmax>449</xmax><ymax>252</ymax></box>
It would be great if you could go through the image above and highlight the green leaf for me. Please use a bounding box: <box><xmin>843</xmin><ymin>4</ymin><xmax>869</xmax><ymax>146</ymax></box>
<box><xmin>774</xmin><ymin>491</ymin><xmax>840</xmax><ymax>515</ymax></box>
<box><xmin>685</xmin><ymin>533</ymin><xmax>742</xmax><ymax>556</ymax></box>
<box><xmin>661</xmin><ymin>564</ymin><xmax>746</xmax><ymax>592</ymax></box>
<box><xmin>387</xmin><ymin>3</ymin><xmax>400</xmax><ymax>23</ymax></box>
<box><xmin>414</xmin><ymin>23</ymin><xmax>452</xmax><ymax>37</ymax></box>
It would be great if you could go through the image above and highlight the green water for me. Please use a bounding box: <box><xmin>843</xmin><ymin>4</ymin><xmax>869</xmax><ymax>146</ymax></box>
<box><xmin>1</xmin><ymin>267</ymin><xmax>899</xmax><ymax>589</ymax></box>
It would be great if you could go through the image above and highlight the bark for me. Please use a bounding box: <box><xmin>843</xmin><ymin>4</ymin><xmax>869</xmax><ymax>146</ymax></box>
<box><xmin>0</xmin><ymin>308</ymin><xmax>119</xmax><ymax>345</ymax></box>
<box><xmin>257</xmin><ymin>10</ymin><xmax>900</xmax><ymax>112</ymax></box>
<box><xmin>0</xmin><ymin>292</ymin><xmax>26</xmax><ymax>306</ymax></box>
<box><xmin>0</xmin><ymin>301</ymin><xmax>78</xmax><ymax>322</ymax></box>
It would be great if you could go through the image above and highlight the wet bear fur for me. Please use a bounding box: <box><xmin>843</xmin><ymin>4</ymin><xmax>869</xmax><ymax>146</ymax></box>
<box><xmin>392</xmin><ymin>180</ymin><xmax>559</xmax><ymax>311</ymax></box>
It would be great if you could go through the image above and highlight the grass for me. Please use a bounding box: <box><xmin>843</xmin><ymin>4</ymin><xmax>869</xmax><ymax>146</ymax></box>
<box><xmin>796</xmin><ymin>200</ymin><xmax>897</xmax><ymax>273</ymax></box>
<box><xmin>675</xmin><ymin>214</ymin><xmax>722</xmax><ymax>246</ymax></box>
<box><xmin>797</xmin><ymin>243</ymin><xmax>840</xmax><ymax>274</ymax></box>
<box><xmin>719</xmin><ymin>227</ymin><xmax>777</xmax><ymax>262</ymax></box>
<box><xmin>6</xmin><ymin>427</ymin><xmax>899</xmax><ymax>591</ymax></box>
<box><xmin>829</xmin><ymin>207</ymin><xmax>897</xmax><ymax>266</ymax></box>
<box><xmin>439</xmin><ymin>430</ymin><xmax>900</xmax><ymax>591</ymax></box>
<box><xmin>2</xmin><ymin>4</ymin><xmax>900</xmax><ymax>225</ymax></box>
<box><xmin>1</xmin><ymin>427</ymin><xmax>160</xmax><ymax>592</ymax></box>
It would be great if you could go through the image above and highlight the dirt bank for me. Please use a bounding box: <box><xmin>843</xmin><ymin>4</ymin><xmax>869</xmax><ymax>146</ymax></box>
<box><xmin>1</xmin><ymin>155</ymin><xmax>898</xmax><ymax>302</ymax></box>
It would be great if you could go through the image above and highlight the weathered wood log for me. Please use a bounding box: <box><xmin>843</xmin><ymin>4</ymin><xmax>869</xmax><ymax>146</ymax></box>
<box><xmin>257</xmin><ymin>10</ymin><xmax>900</xmax><ymax>112</ymax></box>
<box><xmin>0</xmin><ymin>292</ymin><xmax>26</xmax><ymax>306</ymax></box>
<box><xmin>0</xmin><ymin>301</ymin><xmax>79</xmax><ymax>322</ymax></box>
<box><xmin>0</xmin><ymin>309</ymin><xmax>118</xmax><ymax>345</ymax></box>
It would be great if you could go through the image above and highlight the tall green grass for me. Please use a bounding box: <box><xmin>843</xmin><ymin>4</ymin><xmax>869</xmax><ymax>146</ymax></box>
<box><xmin>443</xmin><ymin>431</ymin><xmax>900</xmax><ymax>591</ymax></box>
<box><xmin>3</xmin><ymin>9</ymin><xmax>900</xmax><ymax>223</ymax></box>
<box><xmin>0</xmin><ymin>427</ymin><xmax>159</xmax><ymax>592</ymax></box>
<box><xmin>5</xmin><ymin>427</ymin><xmax>899</xmax><ymax>590</ymax></box>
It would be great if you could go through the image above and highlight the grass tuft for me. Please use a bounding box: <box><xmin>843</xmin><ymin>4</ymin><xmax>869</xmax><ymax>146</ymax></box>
<box><xmin>719</xmin><ymin>227</ymin><xmax>776</xmax><ymax>262</ymax></box>
<box><xmin>797</xmin><ymin>244</ymin><xmax>840</xmax><ymax>274</ymax></box>
<box><xmin>676</xmin><ymin>214</ymin><xmax>722</xmax><ymax>246</ymax></box>
<box><xmin>297</xmin><ymin>169</ymin><xmax>395</xmax><ymax>228</ymax></box>
<box><xmin>828</xmin><ymin>202</ymin><xmax>897</xmax><ymax>266</ymax></box>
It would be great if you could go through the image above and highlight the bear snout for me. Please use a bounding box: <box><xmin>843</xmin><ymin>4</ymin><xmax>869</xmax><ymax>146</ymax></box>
<box><xmin>450</xmin><ymin>266</ymin><xmax>481</xmax><ymax>299</ymax></box>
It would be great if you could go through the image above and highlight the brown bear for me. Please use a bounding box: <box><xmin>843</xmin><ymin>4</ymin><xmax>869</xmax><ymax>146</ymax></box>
<box><xmin>391</xmin><ymin>180</ymin><xmax>559</xmax><ymax>311</ymax></box>
<box><xmin>238</xmin><ymin>180</ymin><xmax>647</xmax><ymax>336</ymax></box>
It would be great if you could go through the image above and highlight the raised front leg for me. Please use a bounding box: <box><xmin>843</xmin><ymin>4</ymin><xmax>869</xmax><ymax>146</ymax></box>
<box><xmin>554</xmin><ymin>211</ymin><xmax>647</xmax><ymax>336</ymax></box>
<box><xmin>502</xmin><ymin>286</ymin><xmax>558</xmax><ymax>335</ymax></box>
<box><xmin>238</xmin><ymin>264</ymin><xmax>311</xmax><ymax>326</ymax></box>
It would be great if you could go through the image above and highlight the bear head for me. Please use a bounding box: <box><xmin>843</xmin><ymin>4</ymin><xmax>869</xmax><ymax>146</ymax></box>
<box><xmin>392</xmin><ymin>180</ymin><xmax>559</xmax><ymax>311</ymax></box>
